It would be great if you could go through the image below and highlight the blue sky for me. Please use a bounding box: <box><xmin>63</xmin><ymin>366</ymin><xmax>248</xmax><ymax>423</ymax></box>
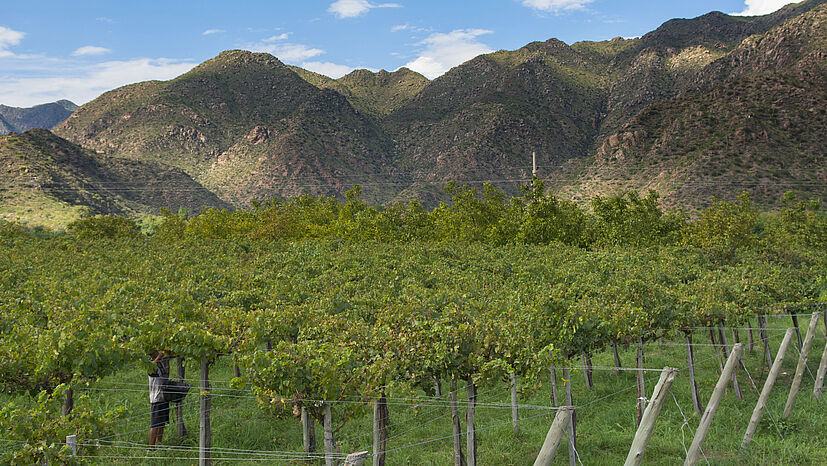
<box><xmin>0</xmin><ymin>0</ymin><xmax>797</xmax><ymax>107</ymax></box>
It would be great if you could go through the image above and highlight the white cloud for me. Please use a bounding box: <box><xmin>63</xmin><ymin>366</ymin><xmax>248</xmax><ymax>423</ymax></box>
<box><xmin>328</xmin><ymin>0</ymin><xmax>402</xmax><ymax>19</ymax></box>
<box><xmin>202</xmin><ymin>29</ymin><xmax>226</xmax><ymax>36</ymax></box>
<box><xmin>71</xmin><ymin>46</ymin><xmax>111</xmax><ymax>57</ymax></box>
<box><xmin>521</xmin><ymin>0</ymin><xmax>593</xmax><ymax>12</ymax></box>
<box><xmin>263</xmin><ymin>33</ymin><xmax>290</xmax><ymax>42</ymax></box>
<box><xmin>0</xmin><ymin>26</ymin><xmax>25</xmax><ymax>58</ymax></box>
<box><xmin>391</xmin><ymin>24</ymin><xmax>427</xmax><ymax>33</ymax></box>
<box><xmin>733</xmin><ymin>0</ymin><xmax>794</xmax><ymax>16</ymax></box>
<box><xmin>249</xmin><ymin>41</ymin><xmax>324</xmax><ymax>62</ymax></box>
<box><xmin>301</xmin><ymin>61</ymin><xmax>356</xmax><ymax>78</ymax></box>
<box><xmin>0</xmin><ymin>58</ymin><xmax>196</xmax><ymax>107</ymax></box>
<box><xmin>403</xmin><ymin>29</ymin><xmax>493</xmax><ymax>79</ymax></box>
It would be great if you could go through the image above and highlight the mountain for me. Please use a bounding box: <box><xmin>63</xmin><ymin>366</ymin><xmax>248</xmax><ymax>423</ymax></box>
<box><xmin>564</xmin><ymin>3</ymin><xmax>827</xmax><ymax>208</ymax></box>
<box><xmin>385</xmin><ymin>38</ymin><xmax>610</xmax><ymax>201</ymax></box>
<box><xmin>56</xmin><ymin>51</ymin><xmax>398</xmax><ymax>204</ymax></box>
<box><xmin>51</xmin><ymin>0</ymin><xmax>826</xmax><ymax>210</ymax></box>
<box><xmin>0</xmin><ymin>129</ymin><xmax>228</xmax><ymax>229</ymax></box>
<box><xmin>291</xmin><ymin>67</ymin><xmax>429</xmax><ymax>116</ymax></box>
<box><xmin>0</xmin><ymin>100</ymin><xmax>78</xmax><ymax>135</ymax></box>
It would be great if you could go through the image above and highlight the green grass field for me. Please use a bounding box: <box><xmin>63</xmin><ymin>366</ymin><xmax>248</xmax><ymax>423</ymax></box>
<box><xmin>18</xmin><ymin>314</ymin><xmax>820</xmax><ymax>465</ymax></box>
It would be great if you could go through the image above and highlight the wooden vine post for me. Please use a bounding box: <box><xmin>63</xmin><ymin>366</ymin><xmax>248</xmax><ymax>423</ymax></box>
<box><xmin>612</xmin><ymin>340</ymin><xmax>622</xmax><ymax>374</ymax></box>
<box><xmin>345</xmin><ymin>451</ymin><xmax>370</xmax><ymax>465</ymax></box>
<box><xmin>684</xmin><ymin>331</ymin><xmax>703</xmax><ymax>415</ymax></box>
<box><xmin>813</xmin><ymin>340</ymin><xmax>827</xmax><ymax>399</ymax></box>
<box><xmin>449</xmin><ymin>378</ymin><xmax>465</xmax><ymax>466</ymax></box>
<box><xmin>563</xmin><ymin>366</ymin><xmax>576</xmax><ymax>466</ymax></box>
<box><xmin>635</xmin><ymin>338</ymin><xmax>646</xmax><ymax>426</ymax></box>
<box><xmin>742</xmin><ymin>328</ymin><xmax>795</xmax><ymax>448</ymax></box>
<box><xmin>466</xmin><ymin>378</ymin><xmax>478</xmax><ymax>466</ymax></box>
<box><xmin>790</xmin><ymin>312</ymin><xmax>803</xmax><ymax>350</ymax></box>
<box><xmin>581</xmin><ymin>353</ymin><xmax>594</xmax><ymax>389</ymax></box>
<box><xmin>782</xmin><ymin>311</ymin><xmax>822</xmax><ymax>419</ymax></box>
<box><xmin>533</xmin><ymin>406</ymin><xmax>574</xmax><ymax>466</ymax></box>
<box><xmin>510</xmin><ymin>372</ymin><xmax>519</xmax><ymax>435</ymax></box>
<box><xmin>624</xmin><ymin>367</ymin><xmax>678</xmax><ymax>466</ymax></box>
<box><xmin>549</xmin><ymin>361</ymin><xmax>559</xmax><ymax>407</ymax></box>
<box><xmin>373</xmin><ymin>394</ymin><xmax>388</xmax><ymax>466</ymax></box>
<box><xmin>199</xmin><ymin>355</ymin><xmax>211</xmax><ymax>466</ymax></box>
<box><xmin>302</xmin><ymin>407</ymin><xmax>316</xmax><ymax>455</ymax></box>
<box><xmin>684</xmin><ymin>343</ymin><xmax>744</xmax><ymax>466</ymax></box>
<box><xmin>718</xmin><ymin>322</ymin><xmax>742</xmax><ymax>399</ymax></box>
<box><xmin>758</xmin><ymin>315</ymin><xmax>773</xmax><ymax>369</ymax></box>
<box><xmin>323</xmin><ymin>403</ymin><xmax>337</xmax><ymax>466</ymax></box>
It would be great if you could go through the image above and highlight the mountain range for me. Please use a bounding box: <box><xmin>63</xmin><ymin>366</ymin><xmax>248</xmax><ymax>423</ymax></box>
<box><xmin>0</xmin><ymin>100</ymin><xmax>77</xmax><ymax>135</ymax></box>
<box><xmin>2</xmin><ymin>0</ymin><xmax>825</xmax><ymax>227</ymax></box>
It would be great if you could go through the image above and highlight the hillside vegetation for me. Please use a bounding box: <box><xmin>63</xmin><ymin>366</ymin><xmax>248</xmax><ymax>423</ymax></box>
<box><xmin>0</xmin><ymin>129</ymin><xmax>227</xmax><ymax>228</ymax></box>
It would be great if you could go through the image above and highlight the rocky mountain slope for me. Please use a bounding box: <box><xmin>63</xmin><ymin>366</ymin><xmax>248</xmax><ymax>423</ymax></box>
<box><xmin>0</xmin><ymin>100</ymin><xmax>77</xmax><ymax>135</ymax></box>
<box><xmin>49</xmin><ymin>0</ymin><xmax>826</xmax><ymax>210</ymax></box>
<box><xmin>0</xmin><ymin>129</ymin><xmax>227</xmax><ymax>228</ymax></box>
<box><xmin>566</xmin><ymin>3</ymin><xmax>826</xmax><ymax>208</ymax></box>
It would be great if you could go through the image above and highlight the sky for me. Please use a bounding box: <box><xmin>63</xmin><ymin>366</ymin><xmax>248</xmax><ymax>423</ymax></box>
<box><xmin>0</xmin><ymin>0</ymin><xmax>799</xmax><ymax>107</ymax></box>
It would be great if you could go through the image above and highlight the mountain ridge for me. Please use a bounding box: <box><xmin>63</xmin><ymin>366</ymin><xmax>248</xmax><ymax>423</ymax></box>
<box><xmin>0</xmin><ymin>100</ymin><xmax>78</xmax><ymax>135</ymax></box>
<box><xmin>41</xmin><ymin>0</ymin><xmax>826</xmax><ymax>214</ymax></box>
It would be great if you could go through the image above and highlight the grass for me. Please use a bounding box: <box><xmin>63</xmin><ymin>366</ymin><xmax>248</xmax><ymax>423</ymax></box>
<box><xmin>4</xmin><ymin>315</ymin><xmax>826</xmax><ymax>464</ymax></box>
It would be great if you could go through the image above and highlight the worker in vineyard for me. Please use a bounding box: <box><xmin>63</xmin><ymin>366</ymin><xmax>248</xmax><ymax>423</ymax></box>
<box><xmin>148</xmin><ymin>351</ymin><xmax>171</xmax><ymax>449</ymax></box>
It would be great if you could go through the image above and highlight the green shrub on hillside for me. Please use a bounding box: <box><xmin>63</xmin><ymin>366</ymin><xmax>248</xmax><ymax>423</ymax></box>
<box><xmin>66</xmin><ymin>215</ymin><xmax>141</xmax><ymax>240</ymax></box>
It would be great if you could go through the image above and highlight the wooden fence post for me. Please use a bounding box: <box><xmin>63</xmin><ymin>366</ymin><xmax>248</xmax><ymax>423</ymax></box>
<box><xmin>813</xmin><ymin>340</ymin><xmax>827</xmax><ymax>399</ymax></box>
<box><xmin>635</xmin><ymin>338</ymin><xmax>646</xmax><ymax>426</ymax></box>
<box><xmin>783</xmin><ymin>312</ymin><xmax>822</xmax><ymax>418</ymax></box>
<box><xmin>563</xmin><ymin>366</ymin><xmax>576</xmax><ymax>466</ymax></box>
<box><xmin>302</xmin><ymin>407</ymin><xmax>316</xmax><ymax>455</ymax></box>
<box><xmin>533</xmin><ymin>406</ymin><xmax>574</xmax><ymax>466</ymax></box>
<box><xmin>449</xmin><ymin>378</ymin><xmax>465</xmax><ymax>466</ymax></box>
<box><xmin>612</xmin><ymin>340</ymin><xmax>622</xmax><ymax>374</ymax></box>
<box><xmin>549</xmin><ymin>361</ymin><xmax>559</xmax><ymax>407</ymax></box>
<box><xmin>685</xmin><ymin>332</ymin><xmax>703</xmax><ymax>415</ymax></box>
<box><xmin>510</xmin><ymin>372</ymin><xmax>519</xmax><ymax>435</ymax></box>
<box><xmin>582</xmin><ymin>353</ymin><xmax>594</xmax><ymax>389</ymax></box>
<box><xmin>345</xmin><ymin>451</ymin><xmax>370</xmax><ymax>465</ymax></box>
<box><xmin>791</xmin><ymin>312</ymin><xmax>803</xmax><ymax>350</ymax></box>
<box><xmin>65</xmin><ymin>435</ymin><xmax>77</xmax><ymax>456</ymax></box>
<box><xmin>199</xmin><ymin>355</ymin><xmax>211</xmax><ymax>466</ymax></box>
<box><xmin>684</xmin><ymin>343</ymin><xmax>744</xmax><ymax>466</ymax></box>
<box><xmin>466</xmin><ymin>378</ymin><xmax>478</xmax><ymax>466</ymax></box>
<box><xmin>324</xmin><ymin>403</ymin><xmax>337</xmax><ymax>466</ymax></box>
<box><xmin>373</xmin><ymin>395</ymin><xmax>387</xmax><ymax>466</ymax></box>
<box><xmin>719</xmin><ymin>323</ymin><xmax>742</xmax><ymax>399</ymax></box>
<box><xmin>625</xmin><ymin>367</ymin><xmax>678</xmax><ymax>466</ymax></box>
<box><xmin>758</xmin><ymin>315</ymin><xmax>772</xmax><ymax>370</ymax></box>
<box><xmin>742</xmin><ymin>328</ymin><xmax>795</xmax><ymax>448</ymax></box>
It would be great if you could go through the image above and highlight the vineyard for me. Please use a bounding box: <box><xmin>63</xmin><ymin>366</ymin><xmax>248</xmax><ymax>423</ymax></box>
<box><xmin>0</xmin><ymin>185</ymin><xmax>826</xmax><ymax>464</ymax></box>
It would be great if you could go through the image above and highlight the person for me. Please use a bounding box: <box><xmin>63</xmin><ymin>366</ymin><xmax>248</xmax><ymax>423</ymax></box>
<box><xmin>148</xmin><ymin>351</ymin><xmax>171</xmax><ymax>449</ymax></box>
